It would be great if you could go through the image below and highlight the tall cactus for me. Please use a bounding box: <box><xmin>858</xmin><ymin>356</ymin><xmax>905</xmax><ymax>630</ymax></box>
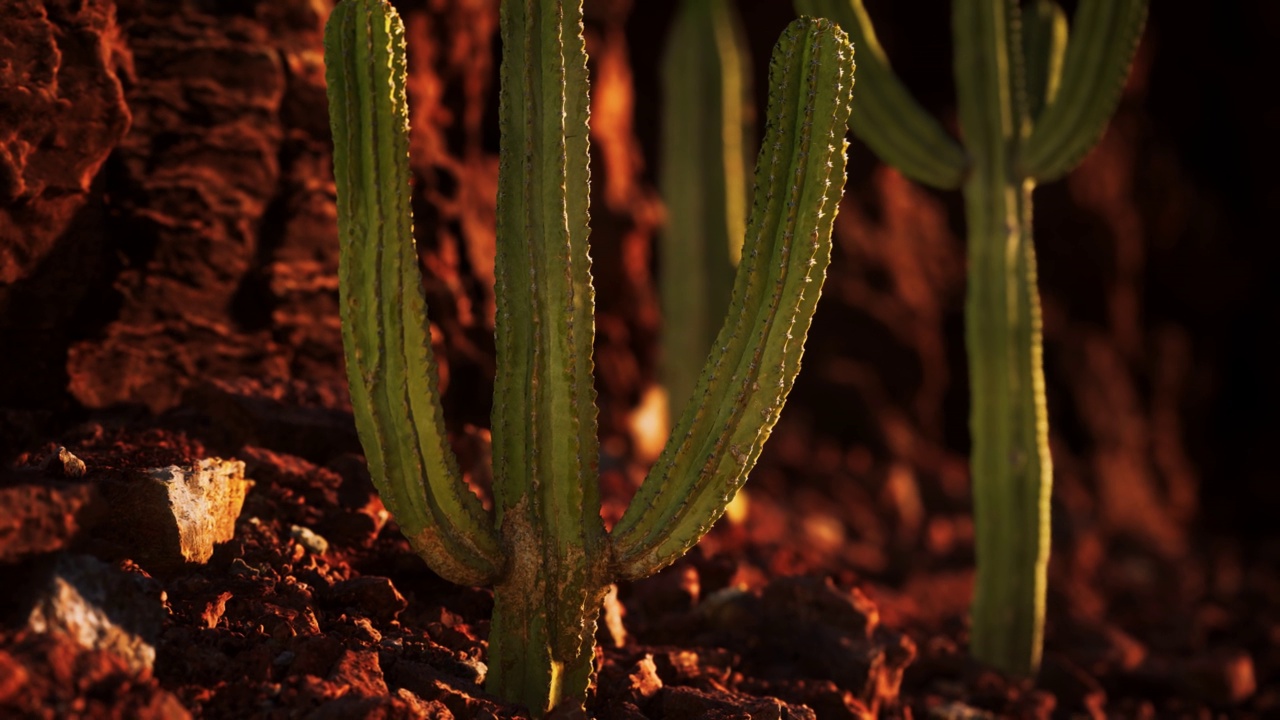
<box><xmin>795</xmin><ymin>0</ymin><xmax>1146</xmax><ymax>676</ymax></box>
<box><xmin>660</xmin><ymin>0</ymin><xmax>754</xmax><ymax>419</ymax></box>
<box><xmin>324</xmin><ymin>0</ymin><xmax>855</xmax><ymax>713</ymax></box>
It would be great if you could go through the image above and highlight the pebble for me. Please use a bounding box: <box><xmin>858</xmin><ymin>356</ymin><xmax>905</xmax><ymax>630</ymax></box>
<box><xmin>327</xmin><ymin>576</ymin><xmax>408</xmax><ymax>623</ymax></box>
<box><xmin>42</xmin><ymin>446</ymin><xmax>87</xmax><ymax>478</ymax></box>
<box><xmin>290</xmin><ymin>524</ymin><xmax>330</xmax><ymax>555</ymax></box>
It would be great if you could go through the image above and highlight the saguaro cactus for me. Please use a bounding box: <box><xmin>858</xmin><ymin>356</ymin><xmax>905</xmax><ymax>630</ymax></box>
<box><xmin>660</xmin><ymin>0</ymin><xmax>754</xmax><ymax>418</ymax></box>
<box><xmin>794</xmin><ymin>0</ymin><xmax>1146</xmax><ymax>676</ymax></box>
<box><xmin>324</xmin><ymin>0</ymin><xmax>854</xmax><ymax>712</ymax></box>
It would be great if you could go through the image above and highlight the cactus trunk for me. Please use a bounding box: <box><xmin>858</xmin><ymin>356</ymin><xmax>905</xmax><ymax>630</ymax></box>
<box><xmin>660</xmin><ymin>0</ymin><xmax>754</xmax><ymax>418</ymax></box>
<box><xmin>487</xmin><ymin>0</ymin><xmax>605</xmax><ymax>711</ymax></box>
<box><xmin>962</xmin><ymin>172</ymin><xmax>1051</xmax><ymax>675</ymax></box>
<box><xmin>488</xmin><ymin>533</ymin><xmax>608</xmax><ymax>712</ymax></box>
<box><xmin>953</xmin><ymin>0</ymin><xmax>1052</xmax><ymax>677</ymax></box>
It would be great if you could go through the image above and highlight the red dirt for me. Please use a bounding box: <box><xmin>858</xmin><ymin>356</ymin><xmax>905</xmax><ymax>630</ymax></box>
<box><xmin>1</xmin><ymin>0</ymin><xmax>1277</xmax><ymax>718</ymax></box>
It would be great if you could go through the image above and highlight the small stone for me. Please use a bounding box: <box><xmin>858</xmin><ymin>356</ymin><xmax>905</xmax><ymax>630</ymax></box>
<box><xmin>201</xmin><ymin>591</ymin><xmax>233</xmax><ymax>629</ymax></box>
<box><xmin>43</xmin><ymin>447</ymin><xmax>87</xmax><ymax>478</ymax></box>
<box><xmin>351</xmin><ymin>616</ymin><xmax>382</xmax><ymax>644</ymax></box>
<box><xmin>327</xmin><ymin>576</ymin><xmax>408</xmax><ymax>623</ymax></box>
<box><xmin>626</xmin><ymin>654</ymin><xmax>662</xmax><ymax>701</ymax></box>
<box><xmin>24</xmin><ymin>554</ymin><xmax>164</xmax><ymax>674</ymax></box>
<box><xmin>760</xmin><ymin>576</ymin><xmax>878</xmax><ymax>639</ymax></box>
<box><xmin>328</xmin><ymin>648</ymin><xmax>388</xmax><ymax>698</ymax></box>
<box><xmin>291</xmin><ymin>524</ymin><xmax>330</xmax><ymax>555</ymax></box>
<box><xmin>394</xmin><ymin>688</ymin><xmax>455</xmax><ymax>720</ymax></box>
<box><xmin>274</xmin><ymin>650</ymin><xmax>296</xmax><ymax>667</ymax></box>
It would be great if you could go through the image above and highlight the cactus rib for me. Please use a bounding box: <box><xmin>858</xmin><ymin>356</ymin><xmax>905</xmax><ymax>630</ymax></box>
<box><xmin>613</xmin><ymin>18</ymin><xmax>854</xmax><ymax>580</ymax></box>
<box><xmin>796</xmin><ymin>0</ymin><xmax>966</xmax><ymax>189</ymax></box>
<box><xmin>1021</xmin><ymin>0</ymin><xmax>1068</xmax><ymax>122</ymax></box>
<box><xmin>1021</xmin><ymin>0</ymin><xmax>1147</xmax><ymax>180</ymax></box>
<box><xmin>325</xmin><ymin>0</ymin><xmax>501</xmax><ymax>587</ymax></box>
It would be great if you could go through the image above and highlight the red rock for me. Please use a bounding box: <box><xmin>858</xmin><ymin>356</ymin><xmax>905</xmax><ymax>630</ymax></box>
<box><xmin>0</xmin><ymin>0</ymin><xmax>130</xmax><ymax>280</ymax></box>
<box><xmin>659</xmin><ymin>685</ymin><xmax>816</xmax><ymax>720</ymax></box>
<box><xmin>200</xmin><ymin>591</ymin><xmax>233</xmax><ymax>629</ymax></box>
<box><xmin>329</xmin><ymin>648</ymin><xmax>388</xmax><ymax>699</ymax></box>
<box><xmin>0</xmin><ymin>650</ymin><xmax>30</xmax><ymax>704</ymax></box>
<box><xmin>630</xmin><ymin>653</ymin><xmax>664</xmax><ymax>695</ymax></box>
<box><xmin>0</xmin><ymin>471</ymin><xmax>105</xmax><ymax>562</ymax></box>
<box><xmin>42</xmin><ymin>447</ymin><xmax>87</xmax><ymax>478</ymax></box>
<box><xmin>327</xmin><ymin>576</ymin><xmax>409</xmax><ymax>624</ymax></box>
<box><xmin>25</xmin><ymin>553</ymin><xmax>165</xmax><ymax>674</ymax></box>
<box><xmin>290</xmin><ymin>636</ymin><xmax>345</xmax><ymax>679</ymax></box>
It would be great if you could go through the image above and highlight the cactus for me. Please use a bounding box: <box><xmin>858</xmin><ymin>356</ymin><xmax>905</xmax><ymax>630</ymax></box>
<box><xmin>794</xmin><ymin>0</ymin><xmax>1146</xmax><ymax>676</ymax></box>
<box><xmin>659</xmin><ymin>0</ymin><xmax>754</xmax><ymax>419</ymax></box>
<box><xmin>324</xmin><ymin>0</ymin><xmax>854</xmax><ymax>712</ymax></box>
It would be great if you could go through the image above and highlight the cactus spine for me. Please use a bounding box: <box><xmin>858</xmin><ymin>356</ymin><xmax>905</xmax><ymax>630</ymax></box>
<box><xmin>660</xmin><ymin>0</ymin><xmax>754</xmax><ymax>419</ymax></box>
<box><xmin>325</xmin><ymin>0</ymin><xmax>854</xmax><ymax>712</ymax></box>
<box><xmin>794</xmin><ymin>0</ymin><xmax>1146</xmax><ymax>676</ymax></box>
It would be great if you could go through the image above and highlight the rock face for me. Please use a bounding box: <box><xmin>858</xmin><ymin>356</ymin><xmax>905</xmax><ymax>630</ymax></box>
<box><xmin>0</xmin><ymin>0</ymin><xmax>130</xmax><ymax>280</ymax></box>
<box><xmin>0</xmin><ymin>0</ymin><xmax>131</xmax><ymax>414</ymax></box>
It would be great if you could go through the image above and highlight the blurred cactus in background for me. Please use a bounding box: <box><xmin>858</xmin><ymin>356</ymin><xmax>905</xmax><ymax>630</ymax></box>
<box><xmin>795</xmin><ymin>0</ymin><xmax>1147</xmax><ymax>676</ymax></box>
<box><xmin>660</xmin><ymin>0</ymin><xmax>755</xmax><ymax>422</ymax></box>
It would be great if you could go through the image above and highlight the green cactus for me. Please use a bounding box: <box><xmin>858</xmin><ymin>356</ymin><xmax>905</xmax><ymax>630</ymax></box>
<box><xmin>794</xmin><ymin>0</ymin><xmax>1146</xmax><ymax>676</ymax></box>
<box><xmin>324</xmin><ymin>0</ymin><xmax>854</xmax><ymax>712</ymax></box>
<box><xmin>659</xmin><ymin>0</ymin><xmax>754</xmax><ymax>420</ymax></box>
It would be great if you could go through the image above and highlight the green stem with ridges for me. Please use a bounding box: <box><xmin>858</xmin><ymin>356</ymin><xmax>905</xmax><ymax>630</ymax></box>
<box><xmin>325</xmin><ymin>0</ymin><xmax>501</xmax><ymax>588</ymax></box>
<box><xmin>613</xmin><ymin>18</ymin><xmax>853</xmax><ymax>579</ymax></box>
<box><xmin>487</xmin><ymin>0</ymin><xmax>604</xmax><ymax>711</ymax></box>
<box><xmin>660</xmin><ymin>0</ymin><xmax>754</xmax><ymax>420</ymax></box>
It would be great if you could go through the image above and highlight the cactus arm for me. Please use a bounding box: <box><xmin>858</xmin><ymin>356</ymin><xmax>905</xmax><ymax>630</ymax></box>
<box><xmin>324</xmin><ymin>0</ymin><xmax>501</xmax><ymax>587</ymax></box>
<box><xmin>487</xmin><ymin>0</ymin><xmax>604</xmax><ymax>711</ymax></box>
<box><xmin>1021</xmin><ymin>0</ymin><xmax>1068</xmax><ymax>122</ymax></box>
<box><xmin>795</xmin><ymin>0</ymin><xmax>965</xmax><ymax>189</ymax></box>
<box><xmin>660</xmin><ymin>0</ymin><xmax>754</xmax><ymax>419</ymax></box>
<box><xmin>953</xmin><ymin>0</ymin><xmax>1016</xmax><ymax>176</ymax></box>
<box><xmin>612</xmin><ymin>18</ymin><xmax>853</xmax><ymax>580</ymax></box>
<box><xmin>1020</xmin><ymin>0</ymin><xmax>1147</xmax><ymax>181</ymax></box>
